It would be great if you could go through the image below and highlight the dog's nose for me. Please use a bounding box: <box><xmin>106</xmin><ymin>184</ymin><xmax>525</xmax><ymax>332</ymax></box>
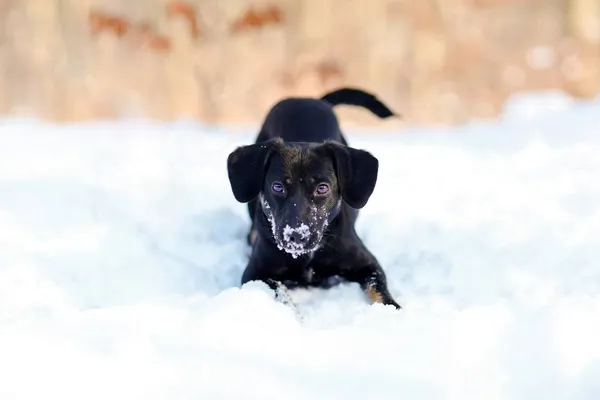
<box><xmin>289</xmin><ymin>231</ymin><xmax>308</xmax><ymax>244</ymax></box>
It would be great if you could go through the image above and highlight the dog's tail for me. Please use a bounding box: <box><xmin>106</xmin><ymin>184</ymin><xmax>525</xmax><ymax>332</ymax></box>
<box><xmin>320</xmin><ymin>87</ymin><xmax>398</xmax><ymax>119</ymax></box>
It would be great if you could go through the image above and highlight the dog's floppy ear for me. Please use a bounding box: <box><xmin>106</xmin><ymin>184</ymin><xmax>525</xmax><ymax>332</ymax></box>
<box><xmin>227</xmin><ymin>141</ymin><xmax>276</xmax><ymax>203</ymax></box>
<box><xmin>322</xmin><ymin>141</ymin><xmax>379</xmax><ymax>209</ymax></box>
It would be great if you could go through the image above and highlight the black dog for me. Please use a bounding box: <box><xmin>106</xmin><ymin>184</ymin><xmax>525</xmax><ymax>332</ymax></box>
<box><xmin>227</xmin><ymin>87</ymin><xmax>401</xmax><ymax>309</ymax></box>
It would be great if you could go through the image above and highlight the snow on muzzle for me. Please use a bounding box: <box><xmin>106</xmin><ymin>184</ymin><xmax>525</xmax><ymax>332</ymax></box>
<box><xmin>276</xmin><ymin>223</ymin><xmax>321</xmax><ymax>258</ymax></box>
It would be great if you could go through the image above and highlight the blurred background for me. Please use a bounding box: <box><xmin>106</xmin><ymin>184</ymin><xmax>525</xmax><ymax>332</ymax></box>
<box><xmin>0</xmin><ymin>0</ymin><xmax>598</xmax><ymax>127</ymax></box>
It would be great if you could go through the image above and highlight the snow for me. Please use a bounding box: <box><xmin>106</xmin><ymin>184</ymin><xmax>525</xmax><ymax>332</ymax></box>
<box><xmin>1</xmin><ymin>92</ymin><xmax>600</xmax><ymax>400</ymax></box>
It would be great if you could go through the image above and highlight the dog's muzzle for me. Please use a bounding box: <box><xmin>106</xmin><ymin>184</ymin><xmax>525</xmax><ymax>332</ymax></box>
<box><xmin>277</xmin><ymin>223</ymin><xmax>316</xmax><ymax>258</ymax></box>
<box><xmin>260</xmin><ymin>194</ymin><xmax>326</xmax><ymax>258</ymax></box>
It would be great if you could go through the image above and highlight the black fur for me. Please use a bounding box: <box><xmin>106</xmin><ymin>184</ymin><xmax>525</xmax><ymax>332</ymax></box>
<box><xmin>320</xmin><ymin>87</ymin><xmax>399</xmax><ymax>119</ymax></box>
<box><xmin>226</xmin><ymin>87</ymin><xmax>401</xmax><ymax>309</ymax></box>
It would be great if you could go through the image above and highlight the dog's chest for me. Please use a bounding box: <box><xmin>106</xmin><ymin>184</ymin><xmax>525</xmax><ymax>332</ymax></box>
<box><xmin>303</xmin><ymin>264</ymin><xmax>315</xmax><ymax>284</ymax></box>
<box><xmin>300</xmin><ymin>256</ymin><xmax>338</xmax><ymax>286</ymax></box>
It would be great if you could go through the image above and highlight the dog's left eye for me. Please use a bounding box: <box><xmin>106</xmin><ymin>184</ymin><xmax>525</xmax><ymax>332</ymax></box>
<box><xmin>271</xmin><ymin>182</ymin><xmax>285</xmax><ymax>193</ymax></box>
<box><xmin>315</xmin><ymin>183</ymin><xmax>329</xmax><ymax>195</ymax></box>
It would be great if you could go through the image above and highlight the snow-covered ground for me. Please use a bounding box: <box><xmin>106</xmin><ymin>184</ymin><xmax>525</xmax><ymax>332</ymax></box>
<box><xmin>1</xmin><ymin>91</ymin><xmax>600</xmax><ymax>400</ymax></box>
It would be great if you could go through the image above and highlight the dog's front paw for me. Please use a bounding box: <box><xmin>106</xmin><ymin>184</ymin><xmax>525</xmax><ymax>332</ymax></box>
<box><xmin>266</xmin><ymin>279</ymin><xmax>303</xmax><ymax>321</ymax></box>
<box><xmin>273</xmin><ymin>284</ymin><xmax>293</xmax><ymax>305</ymax></box>
<box><xmin>365</xmin><ymin>280</ymin><xmax>402</xmax><ymax>310</ymax></box>
<box><xmin>386</xmin><ymin>299</ymin><xmax>402</xmax><ymax>310</ymax></box>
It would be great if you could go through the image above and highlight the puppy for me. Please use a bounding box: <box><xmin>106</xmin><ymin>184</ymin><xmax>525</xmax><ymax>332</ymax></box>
<box><xmin>227</xmin><ymin>87</ymin><xmax>401</xmax><ymax>309</ymax></box>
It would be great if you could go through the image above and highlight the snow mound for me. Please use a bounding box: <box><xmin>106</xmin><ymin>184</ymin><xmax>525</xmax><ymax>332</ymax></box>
<box><xmin>1</xmin><ymin>93</ymin><xmax>600</xmax><ymax>399</ymax></box>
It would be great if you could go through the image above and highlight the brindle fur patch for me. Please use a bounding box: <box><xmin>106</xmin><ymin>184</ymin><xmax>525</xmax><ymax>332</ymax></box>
<box><xmin>272</xmin><ymin>144</ymin><xmax>337</xmax><ymax>189</ymax></box>
<box><xmin>248</xmin><ymin>228</ymin><xmax>258</xmax><ymax>246</ymax></box>
<box><xmin>366</xmin><ymin>283</ymin><xmax>385</xmax><ymax>304</ymax></box>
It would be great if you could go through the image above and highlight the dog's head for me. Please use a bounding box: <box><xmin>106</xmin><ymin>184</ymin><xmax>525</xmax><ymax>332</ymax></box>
<box><xmin>227</xmin><ymin>139</ymin><xmax>378</xmax><ymax>258</ymax></box>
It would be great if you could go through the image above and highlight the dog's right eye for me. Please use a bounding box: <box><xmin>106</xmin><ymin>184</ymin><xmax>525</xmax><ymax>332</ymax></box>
<box><xmin>271</xmin><ymin>182</ymin><xmax>285</xmax><ymax>194</ymax></box>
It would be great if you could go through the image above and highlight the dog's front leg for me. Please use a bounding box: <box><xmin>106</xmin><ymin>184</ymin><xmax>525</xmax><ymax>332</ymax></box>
<box><xmin>345</xmin><ymin>265</ymin><xmax>401</xmax><ymax>309</ymax></box>
<box><xmin>242</xmin><ymin>265</ymin><xmax>296</xmax><ymax>306</ymax></box>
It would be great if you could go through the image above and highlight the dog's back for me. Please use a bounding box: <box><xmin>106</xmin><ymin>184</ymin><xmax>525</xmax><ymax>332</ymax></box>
<box><xmin>259</xmin><ymin>97</ymin><xmax>342</xmax><ymax>143</ymax></box>
<box><xmin>256</xmin><ymin>87</ymin><xmax>396</xmax><ymax>144</ymax></box>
